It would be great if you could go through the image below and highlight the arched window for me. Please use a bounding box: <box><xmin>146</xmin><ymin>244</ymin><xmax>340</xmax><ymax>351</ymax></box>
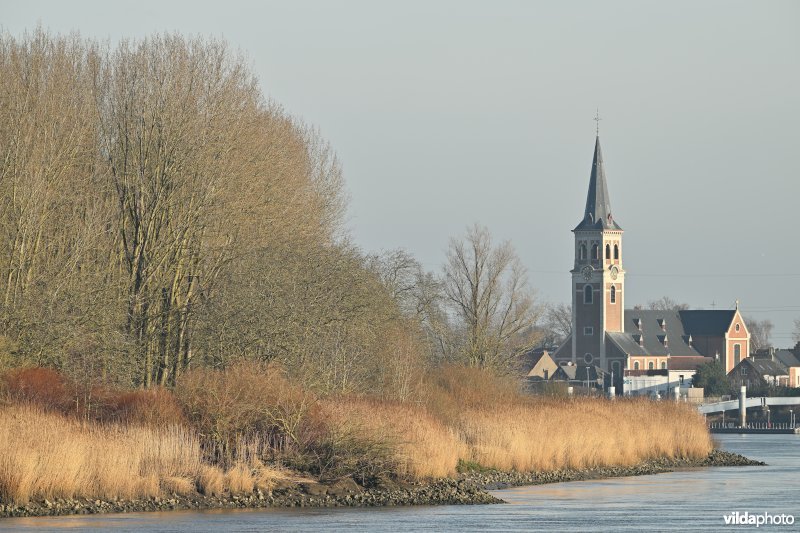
<box><xmin>648</xmin><ymin>361</ymin><xmax>654</xmax><ymax>370</ymax></box>
<box><xmin>734</xmin><ymin>344</ymin><xmax>741</xmax><ymax>366</ymax></box>
<box><xmin>605</xmin><ymin>244</ymin><xmax>611</xmax><ymax>259</ymax></box>
<box><xmin>735</xmin><ymin>323</ymin><xmax>740</xmax><ymax>332</ymax></box>
<box><xmin>634</xmin><ymin>361</ymin><xmax>640</xmax><ymax>370</ymax></box>
<box><xmin>610</xmin><ymin>285</ymin><xmax>616</xmax><ymax>304</ymax></box>
<box><xmin>584</xmin><ymin>353</ymin><xmax>594</xmax><ymax>364</ymax></box>
<box><xmin>584</xmin><ymin>285</ymin><xmax>593</xmax><ymax>304</ymax></box>
<box><xmin>614</xmin><ymin>244</ymin><xmax>619</xmax><ymax>259</ymax></box>
<box><xmin>661</xmin><ymin>361</ymin><xmax>667</xmax><ymax>370</ymax></box>
<box><xmin>579</xmin><ymin>243</ymin><xmax>587</xmax><ymax>261</ymax></box>
<box><xmin>592</xmin><ymin>244</ymin><xmax>599</xmax><ymax>260</ymax></box>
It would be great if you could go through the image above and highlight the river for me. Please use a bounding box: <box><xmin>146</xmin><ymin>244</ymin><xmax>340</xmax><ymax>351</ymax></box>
<box><xmin>4</xmin><ymin>434</ymin><xmax>799</xmax><ymax>532</ymax></box>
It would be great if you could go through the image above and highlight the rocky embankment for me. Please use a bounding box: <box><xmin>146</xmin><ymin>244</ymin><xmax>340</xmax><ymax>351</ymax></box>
<box><xmin>0</xmin><ymin>450</ymin><xmax>763</xmax><ymax>518</ymax></box>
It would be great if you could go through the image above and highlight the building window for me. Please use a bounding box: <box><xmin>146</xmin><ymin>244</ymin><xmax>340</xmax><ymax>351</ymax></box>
<box><xmin>605</xmin><ymin>244</ymin><xmax>611</xmax><ymax>260</ymax></box>
<box><xmin>579</xmin><ymin>243</ymin><xmax>587</xmax><ymax>261</ymax></box>
<box><xmin>584</xmin><ymin>285</ymin><xmax>593</xmax><ymax>304</ymax></box>
<box><xmin>648</xmin><ymin>361</ymin><xmax>654</xmax><ymax>370</ymax></box>
<box><xmin>584</xmin><ymin>353</ymin><xmax>594</xmax><ymax>364</ymax></box>
<box><xmin>614</xmin><ymin>244</ymin><xmax>619</xmax><ymax>259</ymax></box>
<box><xmin>735</xmin><ymin>323</ymin><xmax>740</xmax><ymax>332</ymax></box>
<box><xmin>634</xmin><ymin>361</ymin><xmax>640</xmax><ymax>370</ymax></box>
<box><xmin>592</xmin><ymin>244</ymin><xmax>599</xmax><ymax>260</ymax></box>
<box><xmin>584</xmin><ymin>326</ymin><xmax>594</xmax><ymax>336</ymax></box>
<box><xmin>734</xmin><ymin>344</ymin><xmax>741</xmax><ymax>366</ymax></box>
<box><xmin>610</xmin><ymin>285</ymin><xmax>616</xmax><ymax>304</ymax></box>
<box><xmin>679</xmin><ymin>375</ymin><xmax>685</xmax><ymax>385</ymax></box>
<box><xmin>543</xmin><ymin>369</ymin><xmax>549</xmax><ymax>380</ymax></box>
<box><xmin>661</xmin><ymin>361</ymin><xmax>667</xmax><ymax>370</ymax></box>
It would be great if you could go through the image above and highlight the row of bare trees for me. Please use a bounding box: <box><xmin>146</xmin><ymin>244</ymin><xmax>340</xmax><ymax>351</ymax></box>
<box><xmin>0</xmin><ymin>29</ymin><xmax>545</xmax><ymax>394</ymax></box>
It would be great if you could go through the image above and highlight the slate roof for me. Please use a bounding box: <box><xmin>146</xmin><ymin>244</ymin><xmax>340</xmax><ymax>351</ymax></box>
<box><xmin>552</xmin><ymin>364</ymin><xmax>605</xmax><ymax>382</ymax></box>
<box><xmin>678</xmin><ymin>310</ymin><xmax>736</xmax><ymax>336</ymax></box>
<box><xmin>667</xmin><ymin>356</ymin><xmax>714</xmax><ymax>371</ymax></box>
<box><xmin>742</xmin><ymin>358</ymin><xmax>789</xmax><ymax>376</ymax></box>
<box><xmin>574</xmin><ymin>136</ymin><xmax>623</xmax><ymax>231</ymax></box>
<box><xmin>774</xmin><ymin>350</ymin><xmax>800</xmax><ymax>368</ymax></box>
<box><xmin>619</xmin><ymin>309</ymin><xmax>703</xmax><ymax>357</ymax></box>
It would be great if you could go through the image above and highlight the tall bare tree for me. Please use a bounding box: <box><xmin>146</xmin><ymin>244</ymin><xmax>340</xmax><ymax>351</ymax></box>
<box><xmin>745</xmin><ymin>317</ymin><xmax>773</xmax><ymax>352</ymax></box>
<box><xmin>443</xmin><ymin>224</ymin><xmax>540</xmax><ymax>370</ymax></box>
<box><xmin>542</xmin><ymin>303</ymin><xmax>572</xmax><ymax>346</ymax></box>
<box><xmin>646</xmin><ymin>297</ymin><xmax>689</xmax><ymax>311</ymax></box>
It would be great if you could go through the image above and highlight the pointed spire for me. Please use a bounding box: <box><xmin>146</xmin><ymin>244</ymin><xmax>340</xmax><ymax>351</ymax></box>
<box><xmin>574</xmin><ymin>136</ymin><xmax>622</xmax><ymax>231</ymax></box>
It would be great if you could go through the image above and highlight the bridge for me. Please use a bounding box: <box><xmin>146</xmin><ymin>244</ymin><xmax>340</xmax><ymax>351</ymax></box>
<box><xmin>698</xmin><ymin>396</ymin><xmax>800</xmax><ymax>415</ymax></box>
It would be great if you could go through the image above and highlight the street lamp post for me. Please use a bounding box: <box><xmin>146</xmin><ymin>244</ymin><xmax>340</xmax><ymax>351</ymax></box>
<box><xmin>790</xmin><ymin>409</ymin><xmax>794</xmax><ymax>429</ymax></box>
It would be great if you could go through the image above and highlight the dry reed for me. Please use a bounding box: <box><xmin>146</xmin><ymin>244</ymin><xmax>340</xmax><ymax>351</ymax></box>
<box><xmin>324</xmin><ymin>395</ymin><xmax>712</xmax><ymax>479</ymax></box>
<box><xmin>0</xmin><ymin>405</ymin><xmax>208</xmax><ymax>504</ymax></box>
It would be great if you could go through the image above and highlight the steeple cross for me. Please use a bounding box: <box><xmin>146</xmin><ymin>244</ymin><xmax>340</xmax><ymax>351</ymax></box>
<box><xmin>594</xmin><ymin>109</ymin><xmax>602</xmax><ymax>136</ymax></box>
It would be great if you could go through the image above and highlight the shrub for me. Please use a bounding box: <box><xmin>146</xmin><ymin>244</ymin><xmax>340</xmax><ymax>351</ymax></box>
<box><xmin>104</xmin><ymin>387</ymin><xmax>186</xmax><ymax>427</ymax></box>
<box><xmin>2</xmin><ymin>367</ymin><xmax>73</xmax><ymax>414</ymax></box>
<box><xmin>175</xmin><ymin>360</ymin><xmax>322</xmax><ymax>466</ymax></box>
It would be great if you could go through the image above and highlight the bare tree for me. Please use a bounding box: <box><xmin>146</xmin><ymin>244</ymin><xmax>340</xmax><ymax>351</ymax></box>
<box><xmin>646</xmin><ymin>297</ymin><xmax>689</xmax><ymax>311</ymax></box>
<box><xmin>745</xmin><ymin>317</ymin><xmax>773</xmax><ymax>352</ymax></box>
<box><xmin>542</xmin><ymin>303</ymin><xmax>572</xmax><ymax>346</ymax></box>
<box><xmin>443</xmin><ymin>224</ymin><xmax>540</xmax><ymax>370</ymax></box>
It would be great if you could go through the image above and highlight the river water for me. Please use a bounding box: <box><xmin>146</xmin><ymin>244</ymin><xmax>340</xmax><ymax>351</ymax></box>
<box><xmin>5</xmin><ymin>434</ymin><xmax>799</xmax><ymax>532</ymax></box>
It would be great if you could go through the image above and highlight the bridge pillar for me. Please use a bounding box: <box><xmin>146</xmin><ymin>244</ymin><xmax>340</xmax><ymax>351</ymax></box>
<box><xmin>739</xmin><ymin>386</ymin><xmax>747</xmax><ymax>428</ymax></box>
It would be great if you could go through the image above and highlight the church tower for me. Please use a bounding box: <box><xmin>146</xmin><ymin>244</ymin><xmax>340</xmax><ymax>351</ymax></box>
<box><xmin>571</xmin><ymin>136</ymin><xmax>625</xmax><ymax>370</ymax></box>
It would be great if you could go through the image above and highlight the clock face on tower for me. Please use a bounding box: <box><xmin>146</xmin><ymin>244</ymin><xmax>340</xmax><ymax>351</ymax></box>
<box><xmin>581</xmin><ymin>266</ymin><xmax>593</xmax><ymax>281</ymax></box>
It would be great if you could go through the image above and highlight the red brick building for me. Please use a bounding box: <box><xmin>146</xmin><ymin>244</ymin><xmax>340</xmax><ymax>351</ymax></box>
<box><xmin>551</xmin><ymin>136</ymin><xmax>750</xmax><ymax>393</ymax></box>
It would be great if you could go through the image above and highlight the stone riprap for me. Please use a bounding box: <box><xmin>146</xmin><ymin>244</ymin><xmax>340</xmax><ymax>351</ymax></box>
<box><xmin>0</xmin><ymin>450</ymin><xmax>763</xmax><ymax>518</ymax></box>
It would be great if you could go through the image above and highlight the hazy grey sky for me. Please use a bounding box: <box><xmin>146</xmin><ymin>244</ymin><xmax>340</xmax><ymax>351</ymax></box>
<box><xmin>4</xmin><ymin>0</ymin><xmax>800</xmax><ymax>342</ymax></box>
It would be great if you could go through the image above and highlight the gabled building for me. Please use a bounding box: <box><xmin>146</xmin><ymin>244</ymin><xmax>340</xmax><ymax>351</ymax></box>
<box><xmin>551</xmin><ymin>135</ymin><xmax>750</xmax><ymax>395</ymax></box>
<box><xmin>521</xmin><ymin>349</ymin><xmax>558</xmax><ymax>381</ymax></box>
<box><xmin>550</xmin><ymin>363</ymin><xmax>606</xmax><ymax>390</ymax></box>
<box><xmin>729</xmin><ymin>357</ymin><xmax>790</xmax><ymax>389</ymax></box>
<box><xmin>750</xmin><ymin>347</ymin><xmax>800</xmax><ymax>388</ymax></box>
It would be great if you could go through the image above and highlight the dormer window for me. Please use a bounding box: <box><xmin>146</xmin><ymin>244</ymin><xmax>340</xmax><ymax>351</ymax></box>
<box><xmin>633</xmin><ymin>318</ymin><xmax>641</xmax><ymax>331</ymax></box>
<box><xmin>634</xmin><ymin>334</ymin><xmax>643</xmax><ymax>347</ymax></box>
<box><xmin>657</xmin><ymin>318</ymin><xmax>665</xmax><ymax>331</ymax></box>
<box><xmin>657</xmin><ymin>334</ymin><xmax>668</xmax><ymax>348</ymax></box>
<box><xmin>687</xmin><ymin>335</ymin><xmax>693</xmax><ymax>347</ymax></box>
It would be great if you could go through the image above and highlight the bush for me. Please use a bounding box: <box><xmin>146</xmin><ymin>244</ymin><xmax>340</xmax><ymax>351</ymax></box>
<box><xmin>2</xmin><ymin>367</ymin><xmax>73</xmax><ymax>413</ymax></box>
<box><xmin>175</xmin><ymin>360</ymin><xmax>323</xmax><ymax>466</ymax></box>
<box><xmin>104</xmin><ymin>387</ymin><xmax>187</xmax><ymax>427</ymax></box>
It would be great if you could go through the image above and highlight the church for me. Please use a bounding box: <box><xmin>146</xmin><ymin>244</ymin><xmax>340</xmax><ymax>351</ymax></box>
<box><xmin>551</xmin><ymin>135</ymin><xmax>750</xmax><ymax>395</ymax></box>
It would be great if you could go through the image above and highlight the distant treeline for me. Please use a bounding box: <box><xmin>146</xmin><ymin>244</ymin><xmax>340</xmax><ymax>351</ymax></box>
<box><xmin>0</xmin><ymin>29</ymin><xmax>545</xmax><ymax>395</ymax></box>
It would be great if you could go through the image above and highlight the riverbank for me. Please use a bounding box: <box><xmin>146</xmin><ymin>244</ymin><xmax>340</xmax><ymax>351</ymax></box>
<box><xmin>0</xmin><ymin>450</ymin><xmax>763</xmax><ymax>519</ymax></box>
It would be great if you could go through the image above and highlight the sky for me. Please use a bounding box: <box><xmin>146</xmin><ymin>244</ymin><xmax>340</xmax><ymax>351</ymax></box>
<box><xmin>3</xmin><ymin>0</ymin><xmax>800</xmax><ymax>343</ymax></box>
